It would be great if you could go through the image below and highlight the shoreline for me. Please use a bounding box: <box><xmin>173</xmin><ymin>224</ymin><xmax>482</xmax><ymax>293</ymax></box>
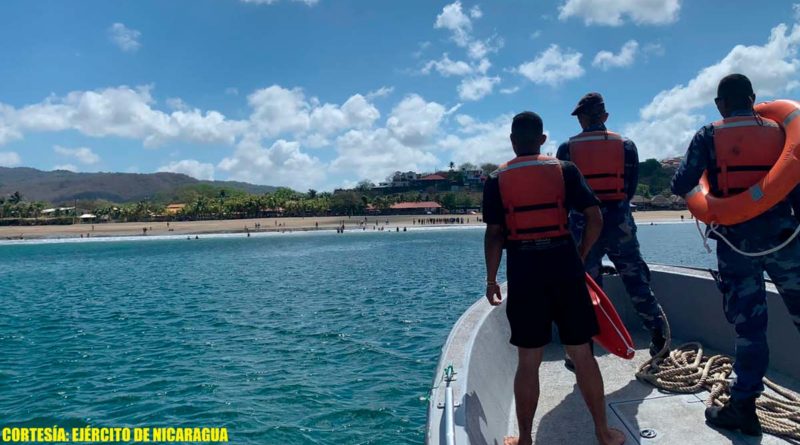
<box><xmin>0</xmin><ymin>210</ymin><xmax>694</xmax><ymax>243</ymax></box>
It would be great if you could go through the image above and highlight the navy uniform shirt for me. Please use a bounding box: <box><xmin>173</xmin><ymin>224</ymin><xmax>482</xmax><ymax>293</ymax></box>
<box><xmin>556</xmin><ymin>124</ymin><xmax>639</xmax><ymax>202</ymax></box>
<box><xmin>483</xmin><ymin>160</ymin><xmax>600</xmax><ymax>247</ymax></box>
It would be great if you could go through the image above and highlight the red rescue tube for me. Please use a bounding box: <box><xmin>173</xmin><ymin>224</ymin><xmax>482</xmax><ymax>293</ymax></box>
<box><xmin>686</xmin><ymin>100</ymin><xmax>800</xmax><ymax>226</ymax></box>
<box><xmin>587</xmin><ymin>273</ymin><xmax>635</xmax><ymax>360</ymax></box>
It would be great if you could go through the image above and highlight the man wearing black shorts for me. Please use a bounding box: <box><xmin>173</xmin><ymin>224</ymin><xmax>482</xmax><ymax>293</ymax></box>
<box><xmin>483</xmin><ymin>111</ymin><xmax>624</xmax><ymax>445</ymax></box>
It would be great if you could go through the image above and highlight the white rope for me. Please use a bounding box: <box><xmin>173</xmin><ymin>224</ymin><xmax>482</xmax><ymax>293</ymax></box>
<box><xmin>708</xmin><ymin>221</ymin><xmax>800</xmax><ymax>257</ymax></box>
<box><xmin>695</xmin><ymin>218</ymin><xmax>712</xmax><ymax>253</ymax></box>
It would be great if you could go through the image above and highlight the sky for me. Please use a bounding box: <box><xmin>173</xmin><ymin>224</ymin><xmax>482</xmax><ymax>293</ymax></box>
<box><xmin>1</xmin><ymin>0</ymin><xmax>800</xmax><ymax>191</ymax></box>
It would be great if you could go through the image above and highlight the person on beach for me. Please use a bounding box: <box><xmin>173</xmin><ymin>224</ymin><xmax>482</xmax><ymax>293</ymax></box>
<box><xmin>483</xmin><ymin>111</ymin><xmax>624</xmax><ymax>445</ymax></box>
<box><xmin>671</xmin><ymin>74</ymin><xmax>800</xmax><ymax>436</ymax></box>
<box><xmin>557</xmin><ymin>92</ymin><xmax>666</xmax><ymax>364</ymax></box>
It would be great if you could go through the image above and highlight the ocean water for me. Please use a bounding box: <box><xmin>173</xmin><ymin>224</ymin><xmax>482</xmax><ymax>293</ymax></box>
<box><xmin>0</xmin><ymin>223</ymin><xmax>715</xmax><ymax>444</ymax></box>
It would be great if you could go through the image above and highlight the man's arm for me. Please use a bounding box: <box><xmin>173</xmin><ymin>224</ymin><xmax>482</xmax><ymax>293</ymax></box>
<box><xmin>484</xmin><ymin>224</ymin><xmax>504</xmax><ymax>305</ymax></box>
<box><xmin>481</xmin><ymin>177</ymin><xmax>506</xmax><ymax>305</ymax></box>
<box><xmin>578</xmin><ymin>205</ymin><xmax>602</xmax><ymax>261</ymax></box>
<box><xmin>624</xmin><ymin>139</ymin><xmax>639</xmax><ymax>201</ymax></box>
<box><xmin>671</xmin><ymin>128</ymin><xmax>712</xmax><ymax>196</ymax></box>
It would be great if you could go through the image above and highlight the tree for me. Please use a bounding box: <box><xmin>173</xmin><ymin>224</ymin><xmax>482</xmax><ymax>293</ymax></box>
<box><xmin>459</xmin><ymin>162</ymin><xmax>477</xmax><ymax>171</ymax></box>
<box><xmin>356</xmin><ymin>180</ymin><xmax>375</xmax><ymax>191</ymax></box>
<box><xmin>9</xmin><ymin>191</ymin><xmax>21</xmax><ymax>204</ymax></box>
<box><xmin>636</xmin><ymin>184</ymin><xmax>651</xmax><ymax>198</ymax></box>
<box><xmin>480</xmin><ymin>163</ymin><xmax>499</xmax><ymax>174</ymax></box>
<box><xmin>307</xmin><ymin>189</ymin><xmax>317</xmax><ymax>199</ymax></box>
<box><xmin>440</xmin><ymin>193</ymin><xmax>458</xmax><ymax>210</ymax></box>
<box><xmin>449</xmin><ymin>161</ymin><xmax>455</xmax><ymax>171</ymax></box>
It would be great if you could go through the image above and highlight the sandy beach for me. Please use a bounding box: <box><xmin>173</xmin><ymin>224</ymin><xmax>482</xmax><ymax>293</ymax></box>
<box><xmin>0</xmin><ymin>210</ymin><xmax>694</xmax><ymax>240</ymax></box>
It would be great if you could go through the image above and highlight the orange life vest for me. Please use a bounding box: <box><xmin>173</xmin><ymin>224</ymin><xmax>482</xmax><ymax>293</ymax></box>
<box><xmin>567</xmin><ymin>131</ymin><xmax>627</xmax><ymax>202</ymax></box>
<box><xmin>712</xmin><ymin>115</ymin><xmax>784</xmax><ymax>197</ymax></box>
<box><xmin>496</xmin><ymin>155</ymin><xmax>569</xmax><ymax>241</ymax></box>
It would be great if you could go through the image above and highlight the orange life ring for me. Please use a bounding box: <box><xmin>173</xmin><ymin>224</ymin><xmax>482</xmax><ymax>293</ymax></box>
<box><xmin>686</xmin><ymin>99</ymin><xmax>800</xmax><ymax>226</ymax></box>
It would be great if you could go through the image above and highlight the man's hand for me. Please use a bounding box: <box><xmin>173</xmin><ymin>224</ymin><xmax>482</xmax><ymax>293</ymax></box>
<box><xmin>486</xmin><ymin>282</ymin><xmax>503</xmax><ymax>305</ymax></box>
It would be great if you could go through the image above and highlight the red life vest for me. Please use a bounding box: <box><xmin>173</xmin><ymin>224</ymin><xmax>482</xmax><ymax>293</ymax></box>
<box><xmin>568</xmin><ymin>131</ymin><xmax>627</xmax><ymax>202</ymax></box>
<box><xmin>496</xmin><ymin>155</ymin><xmax>569</xmax><ymax>241</ymax></box>
<box><xmin>712</xmin><ymin>115</ymin><xmax>784</xmax><ymax>197</ymax></box>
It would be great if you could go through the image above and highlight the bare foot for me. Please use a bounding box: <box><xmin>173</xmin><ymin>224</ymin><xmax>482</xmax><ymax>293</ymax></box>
<box><xmin>503</xmin><ymin>436</ymin><xmax>532</xmax><ymax>445</ymax></box>
<box><xmin>597</xmin><ymin>427</ymin><xmax>625</xmax><ymax>445</ymax></box>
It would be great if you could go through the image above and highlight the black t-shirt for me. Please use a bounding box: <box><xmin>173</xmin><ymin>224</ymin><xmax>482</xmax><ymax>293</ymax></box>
<box><xmin>482</xmin><ymin>160</ymin><xmax>600</xmax><ymax>227</ymax></box>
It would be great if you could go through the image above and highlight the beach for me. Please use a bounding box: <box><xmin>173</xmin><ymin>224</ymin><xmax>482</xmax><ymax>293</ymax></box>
<box><xmin>0</xmin><ymin>210</ymin><xmax>693</xmax><ymax>240</ymax></box>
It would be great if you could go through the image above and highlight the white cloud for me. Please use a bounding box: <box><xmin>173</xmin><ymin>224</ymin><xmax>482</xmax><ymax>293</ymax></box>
<box><xmin>166</xmin><ymin>97</ymin><xmax>189</xmax><ymax>111</ymax></box>
<box><xmin>500</xmin><ymin>86</ymin><xmax>520</xmax><ymax>95</ymax></box>
<box><xmin>108</xmin><ymin>23</ymin><xmax>141</xmax><ymax>52</ymax></box>
<box><xmin>366</xmin><ymin>86</ymin><xmax>394</xmax><ymax>100</ymax></box>
<box><xmin>435</xmin><ymin>1</ymin><xmax>473</xmax><ymax>46</ymax></box>
<box><xmin>469</xmin><ymin>5</ymin><xmax>482</xmax><ymax>19</ymax></box>
<box><xmin>422</xmin><ymin>54</ymin><xmax>474</xmax><ymax>77</ymax></box>
<box><xmin>218</xmin><ymin>137</ymin><xmax>325</xmax><ymax>189</ymax></box>
<box><xmin>330</xmin><ymin>128</ymin><xmax>440</xmax><ymax>184</ymax></box>
<box><xmin>247</xmin><ymin>86</ymin><xmax>379</xmax><ymax>144</ymax></box>
<box><xmin>517</xmin><ymin>45</ymin><xmax>585</xmax><ymax>86</ymax></box>
<box><xmin>386</xmin><ymin>95</ymin><xmax>447</xmax><ymax>147</ymax></box>
<box><xmin>0</xmin><ymin>151</ymin><xmax>21</xmax><ymax>167</ymax></box>
<box><xmin>54</xmin><ymin>145</ymin><xmax>100</xmax><ymax>165</ymax></box>
<box><xmin>641</xmin><ymin>23</ymin><xmax>800</xmax><ymax>120</ymax></box>
<box><xmin>558</xmin><ymin>0</ymin><xmax>681</xmax><ymax>26</ymax></box>
<box><xmin>3</xmin><ymin>85</ymin><xmax>245</xmax><ymax>147</ymax></box>
<box><xmin>225</xmin><ymin>87</ymin><xmax>239</xmax><ymax>96</ymax></box>
<box><xmin>627</xmin><ymin>23</ymin><xmax>800</xmax><ymax>160</ymax></box>
<box><xmin>53</xmin><ymin>164</ymin><xmax>77</xmax><ymax>172</ymax></box>
<box><xmin>458</xmin><ymin>76</ymin><xmax>500</xmax><ymax>101</ymax></box>
<box><xmin>593</xmin><ymin>40</ymin><xmax>639</xmax><ymax>70</ymax></box>
<box><xmin>158</xmin><ymin>159</ymin><xmax>215</xmax><ymax>180</ymax></box>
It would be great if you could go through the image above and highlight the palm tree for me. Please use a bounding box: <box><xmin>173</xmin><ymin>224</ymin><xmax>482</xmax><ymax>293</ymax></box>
<box><xmin>9</xmin><ymin>191</ymin><xmax>21</xmax><ymax>204</ymax></box>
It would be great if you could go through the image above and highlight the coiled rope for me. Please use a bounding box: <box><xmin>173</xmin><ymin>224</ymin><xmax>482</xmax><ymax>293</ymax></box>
<box><xmin>635</xmin><ymin>308</ymin><xmax>800</xmax><ymax>439</ymax></box>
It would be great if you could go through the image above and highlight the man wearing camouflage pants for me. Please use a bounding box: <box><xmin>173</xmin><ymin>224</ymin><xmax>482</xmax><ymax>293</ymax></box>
<box><xmin>671</xmin><ymin>74</ymin><xmax>800</xmax><ymax>436</ymax></box>
<box><xmin>557</xmin><ymin>93</ymin><xmax>666</xmax><ymax>365</ymax></box>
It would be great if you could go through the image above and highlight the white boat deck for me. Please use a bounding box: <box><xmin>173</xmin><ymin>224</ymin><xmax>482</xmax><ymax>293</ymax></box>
<box><xmin>426</xmin><ymin>266</ymin><xmax>800</xmax><ymax>445</ymax></box>
<box><xmin>511</xmin><ymin>333</ymin><xmax>798</xmax><ymax>444</ymax></box>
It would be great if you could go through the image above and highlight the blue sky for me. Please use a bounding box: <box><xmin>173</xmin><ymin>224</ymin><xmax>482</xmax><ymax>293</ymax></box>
<box><xmin>1</xmin><ymin>0</ymin><xmax>799</xmax><ymax>191</ymax></box>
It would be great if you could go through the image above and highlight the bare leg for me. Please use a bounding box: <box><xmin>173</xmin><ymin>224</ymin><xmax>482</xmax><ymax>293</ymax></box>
<box><xmin>505</xmin><ymin>347</ymin><xmax>544</xmax><ymax>445</ymax></box>
<box><xmin>565</xmin><ymin>343</ymin><xmax>625</xmax><ymax>445</ymax></box>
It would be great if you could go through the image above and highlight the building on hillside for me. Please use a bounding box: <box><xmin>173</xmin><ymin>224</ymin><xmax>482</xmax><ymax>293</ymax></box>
<box><xmin>388</xmin><ymin>201</ymin><xmax>442</xmax><ymax>215</ymax></box>
<box><xmin>463</xmin><ymin>169</ymin><xmax>485</xmax><ymax>187</ymax></box>
<box><xmin>660</xmin><ymin>157</ymin><xmax>683</xmax><ymax>168</ymax></box>
<box><xmin>650</xmin><ymin>195</ymin><xmax>672</xmax><ymax>208</ymax></box>
<box><xmin>164</xmin><ymin>203</ymin><xmax>186</xmax><ymax>215</ymax></box>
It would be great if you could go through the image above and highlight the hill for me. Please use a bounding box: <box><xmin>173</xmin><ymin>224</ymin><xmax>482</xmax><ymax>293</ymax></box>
<box><xmin>0</xmin><ymin>167</ymin><xmax>279</xmax><ymax>205</ymax></box>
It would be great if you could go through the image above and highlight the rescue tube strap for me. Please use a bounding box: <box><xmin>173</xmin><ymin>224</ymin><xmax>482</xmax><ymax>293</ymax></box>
<box><xmin>784</xmin><ymin>108</ymin><xmax>800</xmax><ymax>128</ymax></box>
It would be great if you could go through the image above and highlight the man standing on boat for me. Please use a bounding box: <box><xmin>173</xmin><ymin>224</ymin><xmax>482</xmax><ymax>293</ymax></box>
<box><xmin>671</xmin><ymin>73</ymin><xmax>800</xmax><ymax>436</ymax></box>
<box><xmin>483</xmin><ymin>111</ymin><xmax>624</xmax><ymax>445</ymax></box>
<box><xmin>557</xmin><ymin>93</ymin><xmax>667</xmax><ymax>362</ymax></box>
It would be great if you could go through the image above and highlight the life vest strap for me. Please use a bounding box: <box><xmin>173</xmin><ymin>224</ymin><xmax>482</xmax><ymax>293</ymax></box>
<box><xmin>516</xmin><ymin>225</ymin><xmax>567</xmax><ymax>235</ymax></box>
<box><xmin>506</xmin><ymin>202</ymin><xmax>559</xmax><ymax>213</ymax></box>
<box><xmin>583</xmin><ymin>173</ymin><xmax>626</xmax><ymax>179</ymax></box>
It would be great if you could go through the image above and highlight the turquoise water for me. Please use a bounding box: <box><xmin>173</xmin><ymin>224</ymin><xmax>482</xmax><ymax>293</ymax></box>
<box><xmin>0</xmin><ymin>223</ymin><xmax>714</xmax><ymax>444</ymax></box>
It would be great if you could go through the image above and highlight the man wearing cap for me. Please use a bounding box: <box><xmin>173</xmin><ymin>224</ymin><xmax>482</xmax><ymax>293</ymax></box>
<box><xmin>671</xmin><ymin>73</ymin><xmax>800</xmax><ymax>436</ymax></box>
<box><xmin>483</xmin><ymin>111</ymin><xmax>624</xmax><ymax>445</ymax></box>
<box><xmin>557</xmin><ymin>92</ymin><xmax>666</xmax><ymax>366</ymax></box>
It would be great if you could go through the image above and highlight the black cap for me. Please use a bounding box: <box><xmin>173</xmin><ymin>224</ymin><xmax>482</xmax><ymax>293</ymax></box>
<box><xmin>571</xmin><ymin>92</ymin><xmax>606</xmax><ymax>116</ymax></box>
<box><xmin>511</xmin><ymin>111</ymin><xmax>543</xmax><ymax>140</ymax></box>
<box><xmin>717</xmin><ymin>74</ymin><xmax>754</xmax><ymax>101</ymax></box>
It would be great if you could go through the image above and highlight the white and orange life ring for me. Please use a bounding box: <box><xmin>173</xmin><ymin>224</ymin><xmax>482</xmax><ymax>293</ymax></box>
<box><xmin>686</xmin><ymin>99</ymin><xmax>800</xmax><ymax>226</ymax></box>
